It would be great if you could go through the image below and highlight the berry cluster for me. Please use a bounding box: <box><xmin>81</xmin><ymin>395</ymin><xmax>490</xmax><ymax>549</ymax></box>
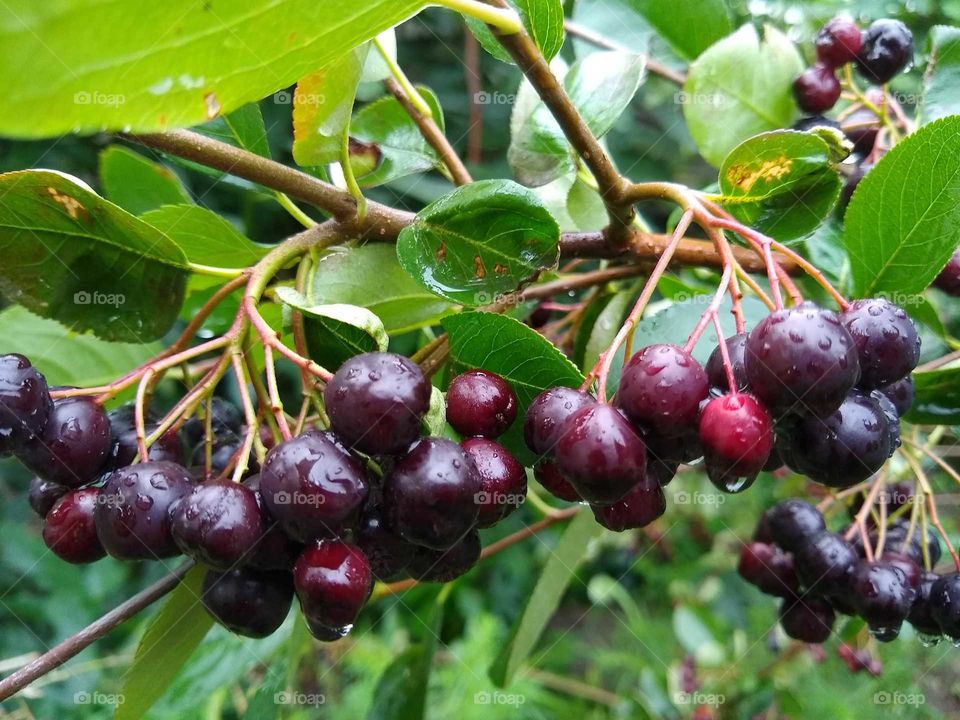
<box><xmin>739</xmin><ymin>497</ymin><xmax>960</xmax><ymax>646</ymax></box>
<box><xmin>8</xmin><ymin>351</ymin><xmax>529</xmax><ymax>641</ymax></box>
<box><xmin>794</xmin><ymin>17</ymin><xmax>913</xmax><ymax>115</ymax></box>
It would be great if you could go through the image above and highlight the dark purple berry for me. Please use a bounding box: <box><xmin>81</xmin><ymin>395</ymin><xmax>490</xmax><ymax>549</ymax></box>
<box><xmin>19</xmin><ymin>397</ymin><xmax>111</xmax><ymax>487</ymax></box>
<box><xmin>744</xmin><ymin>302</ymin><xmax>860</xmax><ymax>418</ymax></box>
<box><xmin>523</xmin><ymin>387</ymin><xmax>595</xmax><ymax>456</ymax></box>
<box><xmin>461</xmin><ymin>437</ymin><xmax>526</xmax><ymax>528</ymax></box>
<box><xmin>406</xmin><ymin>530</ymin><xmax>481</xmax><ymax>583</ymax></box>
<box><xmin>385</xmin><ymin>437</ymin><xmax>480</xmax><ymax>550</ymax></box>
<box><xmin>0</xmin><ymin>353</ymin><xmax>51</xmax><ymax>453</ymax></box>
<box><xmin>699</xmin><ymin>393</ymin><xmax>773</xmax><ymax>479</ymax></box>
<box><xmin>591</xmin><ymin>472</ymin><xmax>665</xmax><ymax>531</ymax></box>
<box><xmin>202</xmin><ymin>567</ymin><xmax>293</xmax><ymax>638</ymax></box>
<box><xmin>880</xmin><ymin>551</ymin><xmax>921</xmax><ymax>591</ymax></box>
<box><xmin>181</xmin><ymin>397</ymin><xmax>243</xmax><ymax>449</ymax></box>
<box><xmin>856</xmin><ymin>19</ymin><xmax>914</xmax><ymax>85</ymax></box>
<box><xmin>533</xmin><ymin>460</ymin><xmax>581</xmax><ymax>502</ymax></box>
<box><xmin>705</xmin><ymin>333</ymin><xmax>748</xmax><ymax>391</ymax></box>
<box><xmin>779</xmin><ymin>596</ymin><xmax>835</xmax><ymax>643</ymax></box>
<box><xmin>929</xmin><ymin>572</ymin><xmax>960</xmax><ymax>638</ymax></box>
<box><xmin>851</xmin><ymin>560</ymin><xmax>913</xmax><ymax>640</ymax></box>
<box><xmin>294</xmin><ymin>541</ymin><xmax>372</xmax><ymax>632</ymax></box>
<box><xmin>934</xmin><ymin>249</ymin><xmax>960</xmax><ymax>296</ymax></box>
<box><xmin>42</xmin><ymin>488</ymin><xmax>105</xmax><ymax>564</ymax></box>
<box><xmin>738</xmin><ymin>542</ymin><xmax>799</xmax><ymax>598</ymax></box>
<box><xmin>816</xmin><ymin>17</ymin><xmax>863</xmax><ymax>67</ymax></box>
<box><xmin>794</xmin><ymin>531</ymin><xmax>858</xmax><ymax>597</ymax></box>
<box><xmin>792</xmin><ymin>115</ymin><xmax>842</xmax><ymax>133</ymax></box>
<box><xmin>908</xmin><ymin>571</ymin><xmax>942</xmax><ymax>636</ymax></box>
<box><xmin>767</xmin><ymin>499</ymin><xmax>826</xmax><ymax>553</ymax></box>
<box><xmin>259</xmin><ymin>430</ymin><xmax>369</xmax><ymax>542</ymax></box>
<box><xmin>356</xmin><ymin>493</ymin><xmax>415</xmax><ymax>582</ymax></box>
<box><xmin>617</xmin><ymin>344</ymin><xmax>708</xmax><ymax>435</ymax></box>
<box><xmin>241</xmin><ymin>474</ymin><xmax>302</xmax><ymax>572</ymax></box>
<box><xmin>645</xmin><ymin>429</ymin><xmax>702</xmax><ymax>485</ymax></box>
<box><xmin>554</xmin><ymin>404</ymin><xmax>647</xmax><ymax>505</ymax></box>
<box><xmin>324</xmin><ymin>352</ymin><xmax>430</xmax><ymax>455</ymax></box>
<box><xmin>841</xmin><ymin>299</ymin><xmax>920</xmax><ymax>389</ymax></box>
<box><xmin>446</xmin><ymin>370</ymin><xmax>517</xmax><ymax>439</ymax></box>
<box><xmin>170</xmin><ymin>482</ymin><xmax>266</xmax><ymax>570</ymax></box>
<box><xmin>794</xmin><ymin>64</ymin><xmax>841</xmax><ymax>114</ymax></box>
<box><xmin>878</xmin><ymin>376</ymin><xmax>914</xmax><ymax>416</ymax></box>
<box><xmin>94</xmin><ymin>461</ymin><xmax>194</xmax><ymax>560</ymax></box>
<box><xmin>28</xmin><ymin>476</ymin><xmax>69</xmax><ymax>518</ymax></box>
<box><xmin>843</xmin><ymin>106</ymin><xmax>881</xmax><ymax>155</ymax></box>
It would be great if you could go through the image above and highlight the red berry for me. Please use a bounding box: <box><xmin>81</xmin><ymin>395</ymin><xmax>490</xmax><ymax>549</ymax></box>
<box><xmin>699</xmin><ymin>393</ymin><xmax>773</xmax><ymax>478</ymax></box>
<box><xmin>294</xmin><ymin>541</ymin><xmax>372</xmax><ymax>633</ymax></box>
<box><xmin>446</xmin><ymin>370</ymin><xmax>517</xmax><ymax>438</ymax></box>
<box><xmin>617</xmin><ymin>344</ymin><xmax>708</xmax><ymax>435</ymax></box>
<box><xmin>816</xmin><ymin>18</ymin><xmax>862</xmax><ymax>67</ymax></box>
<box><xmin>461</xmin><ymin>437</ymin><xmax>526</xmax><ymax>528</ymax></box>
<box><xmin>794</xmin><ymin>64</ymin><xmax>841</xmax><ymax>114</ymax></box>
<box><xmin>43</xmin><ymin>488</ymin><xmax>105</xmax><ymax>564</ymax></box>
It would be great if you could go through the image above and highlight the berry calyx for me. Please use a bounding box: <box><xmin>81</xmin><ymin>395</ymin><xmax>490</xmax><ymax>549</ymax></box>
<box><xmin>815</xmin><ymin>17</ymin><xmax>862</xmax><ymax>67</ymax></box>
<box><xmin>324</xmin><ymin>352</ymin><xmax>430</xmax><ymax>455</ymax></box>
<box><xmin>446</xmin><ymin>369</ymin><xmax>517</xmax><ymax>439</ymax></box>
<box><xmin>699</xmin><ymin>393</ymin><xmax>773</xmax><ymax>478</ymax></box>
<box><xmin>0</xmin><ymin>353</ymin><xmax>51</xmax><ymax>453</ymax></box>
<box><xmin>523</xmin><ymin>387</ymin><xmax>595</xmax><ymax>456</ymax></box>
<box><xmin>616</xmin><ymin>344</ymin><xmax>708</xmax><ymax>435</ymax></box>
<box><xmin>293</xmin><ymin>541</ymin><xmax>372</xmax><ymax>634</ymax></box>
<box><xmin>767</xmin><ymin>499</ymin><xmax>826</xmax><ymax>553</ymax></box>
<box><xmin>856</xmin><ymin>19</ymin><xmax>914</xmax><ymax>84</ymax></box>
<box><xmin>461</xmin><ymin>437</ymin><xmax>526</xmax><ymax>528</ymax></box>
<box><xmin>42</xmin><ymin>488</ymin><xmax>105</xmax><ymax>564</ymax></box>
<box><xmin>202</xmin><ymin>567</ymin><xmax>293</xmax><ymax>638</ymax></box>
<box><xmin>794</xmin><ymin>64</ymin><xmax>842</xmax><ymax>114</ymax></box>
<box><xmin>19</xmin><ymin>397</ymin><xmax>111</xmax><ymax>487</ymax></box>
<box><xmin>841</xmin><ymin>298</ymin><xmax>920</xmax><ymax>389</ymax></box>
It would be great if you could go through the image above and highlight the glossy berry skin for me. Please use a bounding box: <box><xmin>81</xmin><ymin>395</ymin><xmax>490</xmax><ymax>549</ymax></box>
<box><xmin>554</xmin><ymin>404</ymin><xmax>647</xmax><ymax>505</ymax></box>
<box><xmin>705</xmin><ymin>334</ymin><xmax>748</xmax><ymax>391</ymax></box>
<box><xmin>170</xmin><ymin>482</ymin><xmax>266</xmax><ymax>570</ymax></box>
<box><xmin>28</xmin><ymin>476</ymin><xmax>69</xmax><ymax>518</ymax></box>
<box><xmin>934</xmin><ymin>249</ymin><xmax>960</xmax><ymax>296</ymax></box>
<box><xmin>533</xmin><ymin>460</ymin><xmax>581</xmax><ymax>502</ymax></box>
<box><xmin>841</xmin><ymin>299</ymin><xmax>920</xmax><ymax>389</ymax></box>
<box><xmin>202</xmin><ymin>568</ymin><xmax>293</xmax><ymax>638</ymax></box>
<box><xmin>592</xmin><ymin>471</ymin><xmax>665</xmax><ymax>532</ymax></box>
<box><xmin>794</xmin><ymin>64</ymin><xmax>841</xmax><ymax>114</ymax></box>
<box><xmin>446</xmin><ymin>370</ymin><xmax>517</xmax><ymax>439</ymax></box>
<box><xmin>738</xmin><ymin>542</ymin><xmax>799</xmax><ymax>598</ymax></box>
<box><xmin>181</xmin><ymin>397</ymin><xmax>243</xmax><ymax>449</ymax></box>
<box><xmin>930</xmin><ymin>573</ymin><xmax>960</xmax><ymax>638</ymax></box>
<box><xmin>0</xmin><ymin>353</ymin><xmax>51</xmax><ymax>453</ymax></box>
<box><xmin>779</xmin><ymin>596</ymin><xmax>835</xmax><ymax>643</ymax></box>
<box><xmin>240</xmin><ymin>474</ymin><xmax>302</xmax><ymax>572</ymax></box>
<box><xmin>617</xmin><ymin>344</ymin><xmax>708</xmax><ymax>435</ymax></box>
<box><xmin>95</xmin><ymin>461</ymin><xmax>194</xmax><ymax>559</ymax></box>
<box><xmin>880</xmin><ymin>551</ymin><xmax>921</xmax><ymax>591</ymax></box>
<box><xmin>744</xmin><ymin>302</ymin><xmax>860</xmax><ymax>418</ymax></box>
<box><xmin>857</xmin><ymin>521</ymin><xmax>941</xmax><ymax>568</ymax></box>
<box><xmin>324</xmin><ymin>352</ymin><xmax>430</xmax><ymax>455</ymax></box>
<box><xmin>815</xmin><ymin>17</ymin><xmax>862</xmax><ymax>66</ymax></box>
<box><xmin>699</xmin><ymin>393</ymin><xmax>773</xmax><ymax>478</ymax></box>
<box><xmin>782</xmin><ymin>390</ymin><xmax>893</xmax><ymax>488</ymax></box>
<box><xmin>843</xmin><ymin>106</ymin><xmax>881</xmax><ymax>155</ymax></box>
<box><xmin>407</xmin><ymin>530</ymin><xmax>481</xmax><ymax>583</ymax></box>
<box><xmin>356</xmin><ymin>494</ymin><xmax>416</xmax><ymax>582</ymax></box>
<box><xmin>294</xmin><ymin>541</ymin><xmax>372</xmax><ymax>631</ymax></box>
<box><xmin>19</xmin><ymin>397</ymin><xmax>111</xmax><ymax>487</ymax></box>
<box><xmin>794</xmin><ymin>531</ymin><xmax>857</xmax><ymax>597</ymax></box>
<box><xmin>645</xmin><ymin>429</ymin><xmax>703</xmax><ymax>483</ymax></box>
<box><xmin>385</xmin><ymin>437</ymin><xmax>480</xmax><ymax>550</ymax></box>
<box><xmin>109</xmin><ymin>426</ymin><xmax>182</xmax><ymax>469</ymax></box>
<box><xmin>259</xmin><ymin>431</ymin><xmax>369</xmax><ymax>542</ymax></box>
<box><xmin>856</xmin><ymin>19</ymin><xmax>914</xmax><ymax>84</ymax></box>
<box><xmin>767</xmin><ymin>499</ymin><xmax>825</xmax><ymax>553</ymax></box>
<box><xmin>523</xmin><ymin>387</ymin><xmax>595</xmax><ymax>456</ymax></box>
<box><xmin>461</xmin><ymin>438</ymin><xmax>526</xmax><ymax>528</ymax></box>
<box><xmin>792</xmin><ymin>115</ymin><xmax>842</xmax><ymax>133</ymax></box>
<box><xmin>879</xmin><ymin>376</ymin><xmax>914</xmax><ymax>416</ymax></box>
<box><xmin>908</xmin><ymin>571</ymin><xmax>942</xmax><ymax>636</ymax></box>
<box><xmin>851</xmin><ymin>560</ymin><xmax>913</xmax><ymax>639</ymax></box>
<box><xmin>42</xmin><ymin>488</ymin><xmax>105</xmax><ymax>564</ymax></box>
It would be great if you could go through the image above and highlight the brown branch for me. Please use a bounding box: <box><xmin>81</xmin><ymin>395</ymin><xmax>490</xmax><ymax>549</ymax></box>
<box><xmin>465</xmin><ymin>30</ymin><xmax>484</xmax><ymax>165</ymax></box>
<box><xmin>384</xmin><ymin>78</ymin><xmax>473</xmax><ymax>186</ymax></box>
<box><xmin>0</xmin><ymin>562</ymin><xmax>195</xmax><ymax>701</ymax></box>
<box><xmin>563</xmin><ymin>20</ymin><xmax>687</xmax><ymax>86</ymax></box>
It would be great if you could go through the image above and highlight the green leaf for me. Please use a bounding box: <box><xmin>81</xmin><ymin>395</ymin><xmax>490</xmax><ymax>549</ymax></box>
<box><xmin>367</xmin><ymin>590</ymin><xmax>447</xmax><ymax>720</ymax></box>
<box><xmin>99</xmin><ymin>146</ymin><xmax>192</xmax><ymax>216</ymax></box>
<box><xmin>566</xmin><ymin>177</ymin><xmax>608</xmax><ymax>232</ymax></box>
<box><xmin>0</xmin><ymin>0</ymin><xmax>428</xmax><ymax>139</ymax></box>
<box><xmin>115</xmin><ymin>566</ymin><xmax>213</xmax><ymax>720</ymax></box>
<box><xmin>275</xmin><ymin>286</ymin><xmax>388</xmax><ymax>370</ymax></box>
<box><xmin>397</xmin><ymin>180</ymin><xmax>560</xmax><ymax>306</ymax></box>
<box><xmin>0</xmin><ymin>170</ymin><xmax>188</xmax><ymax>342</ymax></box>
<box><xmin>223</xmin><ymin>104</ymin><xmax>271</xmax><ymax>158</ymax></box>
<box><xmin>683</xmin><ymin>25</ymin><xmax>803</xmax><ymax>167</ymax></box>
<box><xmin>140</xmin><ymin>205</ymin><xmax>267</xmax><ymax>269</ymax></box>
<box><xmin>351</xmin><ymin>87</ymin><xmax>445</xmax><ymax>188</ymax></box>
<box><xmin>489</xmin><ymin>510</ymin><xmax>602</xmax><ymax>687</ymax></box>
<box><xmin>0</xmin><ymin>306</ymin><xmax>159</xmax><ymax>387</ymax></box>
<box><xmin>570</xmin><ymin>0</ymin><xmax>650</xmax><ymax>59</ymax></box>
<box><xmin>718</xmin><ymin>131</ymin><xmax>841</xmax><ymax>241</ymax></box>
<box><xmin>920</xmin><ymin>26</ymin><xmax>960</xmax><ymax>125</ymax></box>
<box><xmin>309</xmin><ymin>243</ymin><xmax>454</xmax><ymax>334</ymax></box>
<box><xmin>292</xmin><ymin>47</ymin><xmax>368</xmax><ymax>167</ymax></box>
<box><xmin>443</xmin><ymin>312</ymin><xmax>583</xmax><ymax>465</ymax></box>
<box><xmin>582</xmin><ymin>289</ymin><xmax>634</xmax><ymax>372</ymax></box>
<box><xmin>844</xmin><ymin>115</ymin><xmax>960</xmax><ymax>297</ymax></box>
<box><xmin>906</xmin><ymin>366</ymin><xmax>960</xmax><ymax>425</ymax></box>
<box><xmin>633</xmin><ymin>0</ymin><xmax>732</xmax><ymax>60</ymax></box>
<box><xmin>466</xmin><ymin>0</ymin><xmax>565</xmax><ymax>64</ymax></box>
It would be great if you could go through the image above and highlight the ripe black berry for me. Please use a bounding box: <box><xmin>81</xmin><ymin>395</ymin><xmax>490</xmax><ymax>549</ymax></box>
<box><xmin>934</xmin><ymin>249</ymin><xmax>960</xmax><ymax>296</ymax></box>
<box><xmin>878</xmin><ymin>376</ymin><xmax>914</xmax><ymax>416</ymax></box>
<box><xmin>851</xmin><ymin>560</ymin><xmax>914</xmax><ymax>640</ymax></box>
<box><xmin>705</xmin><ymin>333</ymin><xmax>748</xmax><ymax>391</ymax></box>
<box><xmin>645</xmin><ymin>429</ymin><xmax>702</xmax><ymax>485</ymax></box>
<box><xmin>524</xmin><ymin>387</ymin><xmax>594</xmax><ymax>456</ymax></box>
<box><xmin>929</xmin><ymin>572</ymin><xmax>960</xmax><ymax>638</ymax></box>
<box><xmin>385</xmin><ymin>437</ymin><xmax>480</xmax><ymax>550</ymax></box>
<box><xmin>407</xmin><ymin>529</ymin><xmax>481</xmax><ymax>583</ymax></box>
<box><xmin>617</xmin><ymin>344</ymin><xmax>708</xmax><ymax>435</ymax></box>
<box><xmin>794</xmin><ymin>531</ymin><xmax>857</xmax><ymax>597</ymax></box>
<box><xmin>779</xmin><ymin>596</ymin><xmax>835</xmax><ymax>643</ymax></box>
<box><xmin>699</xmin><ymin>393</ymin><xmax>773</xmax><ymax>479</ymax></box>
<box><xmin>94</xmin><ymin>461</ymin><xmax>194</xmax><ymax>560</ymax></box>
<box><xmin>767</xmin><ymin>499</ymin><xmax>826</xmax><ymax>553</ymax></box>
<box><xmin>181</xmin><ymin>397</ymin><xmax>243</xmax><ymax>449</ymax></box>
<box><xmin>738</xmin><ymin>542</ymin><xmax>799</xmax><ymax>598</ymax></box>
<box><xmin>170</xmin><ymin>482</ymin><xmax>266</xmax><ymax>570</ymax></box>
<box><xmin>28</xmin><ymin>476</ymin><xmax>69</xmax><ymax>518</ymax></box>
<box><xmin>259</xmin><ymin>430</ymin><xmax>369</xmax><ymax>542</ymax></box>
<box><xmin>591</xmin><ymin>477</ymin><xmax>666</xmax><ymax>532</ymax></box>
<box><xmin>357</xmin><ymin>493</ymin><xmax>415</xmax><ymax>582</ymax></box>
<box><xmin>843</xmin><ymin>106</ymin><xmax>880</xmax><ymax>155</ymax></box>
<box><xmin>107</xmin><ymin>404</ymin><xmax>183</xmax><ymax>469</ymax></box>
<box><xmin>745</xmin><ymin>302</ymin><xmax>860</xmax><ymax>418</ymax></box>
<box><xmin>554</xmin><ymin>404</ymin><xmax>647</xmax><ymax>505</ymax></box>
<box><xmin>794</xmin><ymin>64</ymin><xmax>841</xmax><ymax>114</ymax></box>
<box><xmin>294</xmin><ymin>541</ymin><xmax>372</xmax><ymax>633</ymax></box>
<box><xmin>19</xmin><ymin>397</ymin><xmax>111</xmax><ymax>487</ymax></box>
<box><xmin>0</xmin><ymin>353</ymin><xmax>51</xmax><ymax>453</ymax></box>
<box><xmin>908</xmin><ymin>571</ymin><xmax>942</xmax><ymax>636</ymax></box>
<box><xmin>241</xmin><ymin>474</ymin><xmax>302</xmax><ymax>572</ymax></box>
<box><xmin>880</xmin><ymin>551</ymin><xmax>921</xmax><ymax>591</ymax></box>
<box><xmin>816</xmin><ymin>17</ymin><xmax>862</xmax><ymax>67</ymax></box>
<box><xmin>856</xmin><ymin>19</ymin><xmax>914</xmax><ymax>84</ymax></box>
<box><xmin>42</xmin><ymin>488</ymin><xmax>105</xmax><ymax>564</ymax></box>
<box><xmin>324</xmin><ymin>352</ymin><xmax>430</xmax><ymax>455</ymax></box>
<box><xmin>533</xmin><ymin>460</ymin><xmax>581</xmax><ymax>502</ymax></box>
<box><xmin>202</xmin><ymin>567</ymin><xmax>293</xmax><ymax>638</ymax></box>
<box><xmin>461</xmin><ymin>437</ymin><xmax>526</xmax><ymax>528</ymax></box>
<box><xmin>841</xmin><ymin>299</ymin><xmax>920</xmax><ymax>389</ymax></box>
<box><xmin>446</xmin><ymin>370</ymin><xmax>517</xmax><ymax>439</ymax></box>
